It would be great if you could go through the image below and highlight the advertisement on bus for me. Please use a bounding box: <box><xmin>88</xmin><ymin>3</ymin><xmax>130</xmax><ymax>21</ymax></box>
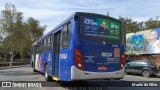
<box><xmin>81</xmin><ymin>16</ymin><xmax>121</xmax><ymax>41</ymax></box>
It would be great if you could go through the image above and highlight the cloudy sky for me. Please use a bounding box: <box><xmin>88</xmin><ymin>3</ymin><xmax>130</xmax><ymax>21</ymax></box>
<box><xmin>0</xmin><ymin>0</ymin><xmax>160</xmax><ymax>34</ymax></box>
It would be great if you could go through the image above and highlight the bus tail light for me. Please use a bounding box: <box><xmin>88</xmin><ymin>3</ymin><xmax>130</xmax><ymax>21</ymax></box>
<box><xmin>74</xmin><ymin>49</ymin><xmax>84</xmax><ymax>70</ymax></box>
<box><xmin>120</xmin><ymin>53</ymin><xmax>125</xmax><ymax>68</ymax></box>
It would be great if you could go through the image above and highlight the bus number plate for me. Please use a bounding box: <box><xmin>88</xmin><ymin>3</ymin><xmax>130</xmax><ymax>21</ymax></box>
<box><xmin>98</xmin><ymin>66</ymin><xmax>107</xmax><ymax>70</ymax></box>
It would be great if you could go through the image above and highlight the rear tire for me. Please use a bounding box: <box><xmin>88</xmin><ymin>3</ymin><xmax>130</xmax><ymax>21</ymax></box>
<box><xmin>142</xmin><ymin>70</ymin><xmax>150</xmax><ymax>77</ymax></box>
<box><xmin>44</xmin><ymin>65</ymin><xmax>52</xmax><ymax>81</ymax></box>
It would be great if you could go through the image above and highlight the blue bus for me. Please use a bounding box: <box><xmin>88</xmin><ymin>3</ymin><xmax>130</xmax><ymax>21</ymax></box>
<box><xmin>30</xmin><ymin>12</ymin><xmax>125</xmax><ymax>81</ymax></box>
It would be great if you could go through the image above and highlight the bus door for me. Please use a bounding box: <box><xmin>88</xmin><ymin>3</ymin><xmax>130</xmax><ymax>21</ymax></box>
<box><xmin>53</xmin><ymin>31</ymin><xmax>61</xmax><ymax>77</ymax></box>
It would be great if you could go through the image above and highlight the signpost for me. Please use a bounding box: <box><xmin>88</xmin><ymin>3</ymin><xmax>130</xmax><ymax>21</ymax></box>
<box><xmin>9</xmin><ymin>51</ymin><xmax>13</xmax><ymax>68</ymax></box>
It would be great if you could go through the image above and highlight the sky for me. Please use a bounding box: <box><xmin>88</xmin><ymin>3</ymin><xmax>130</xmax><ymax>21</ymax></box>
<box><xmin>0</xmin><ymin>0</ymin><xmax>160</xmax><ymax>34</ymax></box>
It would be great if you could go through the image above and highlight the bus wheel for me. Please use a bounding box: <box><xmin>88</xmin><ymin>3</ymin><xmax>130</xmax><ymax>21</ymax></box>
<box><xmin>44</xmin><ymin>65</ymin><xmax>52</xmax><ymax>81</ymax></box>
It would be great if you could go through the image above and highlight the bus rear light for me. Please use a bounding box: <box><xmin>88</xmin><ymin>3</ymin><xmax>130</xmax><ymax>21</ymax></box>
<box><xmin>78</xmin><ymin>63</ymin><xmax>82</xmax><ymax>67</ymax></box>
<box><xmin>120</xmin><ymin>53</ymin><xmax>125</xmax><ymax>68</ymax></box>
<box><xmin>74</xmin><ymin>49</ymin><xmax>84</xmax><ymax>70</ymax></box>
<box><xmin>121</xmin><ymin>64</ymin><xmax>124</xmax><ymax>68</ymax></box>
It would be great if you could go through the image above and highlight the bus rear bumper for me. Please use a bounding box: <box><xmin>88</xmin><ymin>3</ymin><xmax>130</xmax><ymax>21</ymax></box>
<box><xmin>71</xmin><ymin>66</ymin><xmax>125</xmax><ymax>80</ymax></box>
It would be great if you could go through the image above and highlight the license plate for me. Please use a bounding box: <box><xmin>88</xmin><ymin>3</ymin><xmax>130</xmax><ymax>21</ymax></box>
<box><xmin>98</xmin><ymin>66</ymin><xmax>107</xmax><ymax>70</ymax></box>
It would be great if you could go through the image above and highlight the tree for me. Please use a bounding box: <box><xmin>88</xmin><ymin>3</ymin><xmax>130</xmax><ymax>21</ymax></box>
<box><xmin>145</xmin><ymin>16</ymin><xmax>160</xmax><ymax>29</ymax></box>
<box><xmin>20</xmin><ymin>17</ymin><xmax>46</xmax><ymax>58</ymax></box>
<box><xmin>119</xmin><ymin>17</ymin><xmax>141</xmax><ymax>33</ymax></box>
<box><xmin>24</xmin><ymin>17</ymin><xmax>46</xmax><ymax>42</ymax></box>
<box><xmin>0</xmin><ymin>3</ymin><xmax>46</xmax><ymax>65</ymax></box>
<box><xmin>0</xmin><ymin>3</ymin><xmax>22</xmax><ymax>61</ymax></box>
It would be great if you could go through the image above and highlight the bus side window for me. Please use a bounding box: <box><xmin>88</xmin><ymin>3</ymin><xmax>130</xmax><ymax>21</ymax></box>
<box><xmin>47</xmin><ymin>35</ymin><xmax>52</xmax><ymax>51</ymax></box>
<box><xmin>40</xmin><ymin>40</ymin><xmax>43</xmax><ymax>53</ymax></box>
<box><xmin>36</xmin><ymin>42</ymin><xmax>40</xmax><ymax>54</ymax></box>
<box><xmin>45</xmin><ymin>38</ymin><xmax>47</xmax><ymax>52</ymax></box>
<box><xmin>47</xmin><ymin>36</ymin><xmax>50</xmax><ymax>44</ymax></box>
<box><xmin>44</xmin><ymin>38</ymin><xmax>47</xmax><ymax>46</ymax></box>
<box><xmin>62</xmin><ymin>22</ymin><xmax>71</xmax><ymax>48</ymax></box>
<box><xmin>49</xmin><ymin>35</ymin><xmax>52</xmax><ymax>49</ymax></box>
<box><xmin>41</xmin><ymin>40</ymin><xmax>44</xmax><ymax>52</ymax></box>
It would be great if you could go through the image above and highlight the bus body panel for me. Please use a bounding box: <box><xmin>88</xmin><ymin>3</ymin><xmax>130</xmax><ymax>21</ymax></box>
<box><xmin>33</xmin><ymin>51</ymin><xmax>53</xmax><ymax>75</ymax></box>
<box><xmin>39</xmin><ymin>53</ymin><xmax>43</xmax><ymax>72</ymax></box>
<box><xmin>35</xmin><ymin>54</ymin><xmax>40</xmax><ymax>71</ymax></box>
<box><xmin>59</xmin><ymin>49</ymin><xmax>73</xmax><ymax>81</ymax></box>
<box><xmin>71</xmin><ymin>66</ymin><xmax>124</xmax><ymax>80</ymax></box>
<box><xmin>46</xmin><ymin>51</ymin><xmax>53</xmax><ymax>76</ymax></box>
<box><xmin>30</xmin><ymin>13</ymin><xmax>77</xmax><ymax>81</ymax></box>
<box><xmin>59</xmin><ymin>19</ymin><xmax>75</xmax><ymax>81</ymax></box>
<box><xmin>76</xmin><ymin>39</ymin><xmax>124</xmax><ymax>72</ymax></box>
<box><xmin>54</xmin><ymin>54</ymin><xmax>59</xmax><ymax>76</ymax></box>
<box><xmin>72</xmin><ymin>16</ymin><xmax>125</xmax><ymax>80</ymax></box>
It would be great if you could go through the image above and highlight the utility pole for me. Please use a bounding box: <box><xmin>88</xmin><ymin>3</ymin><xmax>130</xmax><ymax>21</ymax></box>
<box><xmin>107</xmin><ymin>11</ymin><xmax>109</xmax><ymax>16</ymax></box>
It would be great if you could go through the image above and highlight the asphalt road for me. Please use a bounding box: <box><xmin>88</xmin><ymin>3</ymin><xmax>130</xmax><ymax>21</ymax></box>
<box><xmin>0</xmin><ymin>65</ymin><xmax>45</xmax><ymax>81</ymax></box>
<box><xmin>0</xmin><ymin>65</ymin><xmax>160</xmax><ymax>90</ymax></box>
<box><xmin>0</xmin><ymin>65</ymin><xmax>160</xmax><ymax>81</ymax></box>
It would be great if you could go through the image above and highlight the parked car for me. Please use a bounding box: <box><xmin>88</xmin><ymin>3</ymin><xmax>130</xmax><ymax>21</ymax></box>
<box><xmin>125</xmin><ymin>60</ymin><xmax>159</xmax><ymax>77</ymax></box>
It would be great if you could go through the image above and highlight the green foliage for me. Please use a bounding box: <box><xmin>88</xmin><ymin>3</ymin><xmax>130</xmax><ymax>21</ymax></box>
<box><xmin>119</xmin><ymin>17</ymin><xmax>141</xmax><ymax>33</ymax></box>
<box><xmin>0</xmin><ymin>3</ymin><xmax>46</xmax><ymax>59</ymax></box>
<box><xmin>119</xmin><ymin>16</ymin><xmax>160</xmax><ymax>34</ymax></box>
<box><xmin>145</xmin><ymin>16</ymin><xmax>160</xmax><ymax>29</ymax></box>
<box><xmin>24</xmin><ymin>17</ymin><xmax>46</xmax><ymax>42</ymax></box>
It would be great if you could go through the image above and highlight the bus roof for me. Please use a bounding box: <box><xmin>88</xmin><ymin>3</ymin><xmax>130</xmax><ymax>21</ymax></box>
<box><xmin>32</xmin><ymin>12</ymin><xmax>121</xmax><ymax>45</ymax></box>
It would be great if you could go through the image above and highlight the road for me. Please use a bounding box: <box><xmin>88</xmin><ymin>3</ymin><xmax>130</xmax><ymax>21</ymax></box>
<box><xmin>0</xmin><ymin>65</ymin><xmax>160</xmax><ymax>90</ymax></box>
<box><xmin>0</xmin><ymin>65</ymin><xmax>45</xmax><ymax>81</ymax></box>
<box><xmin>0</xmin><ymin>65</ymin><xmax>160</xmax><ymax>81</ymax></box>
<box><xmin>123</xmin><ymin>74</ymin><xmax>160</xmax><ymax>81</ymax></box>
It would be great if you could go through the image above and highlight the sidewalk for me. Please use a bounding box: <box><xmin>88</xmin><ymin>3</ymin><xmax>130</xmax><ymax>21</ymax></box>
<box><xmin>0</xmin><ymin>64</ymin><xmax>30</xmax><ymax>70</ymax></box>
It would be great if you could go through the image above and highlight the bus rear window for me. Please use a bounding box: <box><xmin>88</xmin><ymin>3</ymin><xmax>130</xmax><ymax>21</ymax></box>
<box><xmin>80</xmin><ymin>16</ymin><xmax>121</xmax><ymax>41</ymax></box>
